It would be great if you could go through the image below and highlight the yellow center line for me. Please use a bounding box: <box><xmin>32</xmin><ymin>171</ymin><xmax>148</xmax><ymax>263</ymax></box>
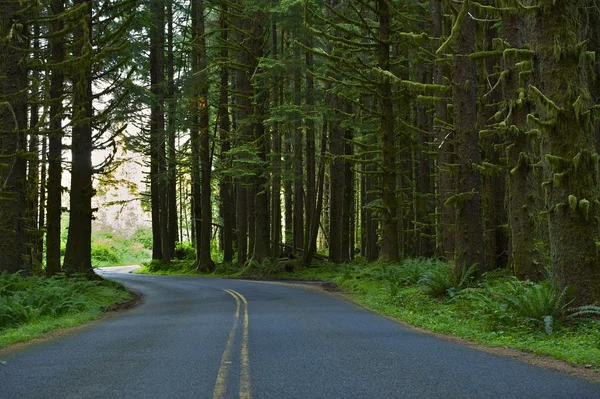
<box><xmin>213</xmin><ymin>289</ymin><xmax>241</xmax><ymax>399</ymax></box>
<box><xmin>228</xmin><ymin>290</ymin><xmax>251</xmax><ymax>399</ymax></box>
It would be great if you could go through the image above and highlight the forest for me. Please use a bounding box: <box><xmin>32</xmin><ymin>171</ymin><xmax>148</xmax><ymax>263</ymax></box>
<box><xmin>1</xmin><ymin>0</ymin><xmax>600</xmax><ymax>313</ymax></box>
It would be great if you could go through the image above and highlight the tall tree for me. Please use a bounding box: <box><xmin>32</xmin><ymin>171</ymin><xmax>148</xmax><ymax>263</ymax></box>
<box><xmin>63</xmin><ymin>0</ymin><xmax>95</xmax><ymax>275</ymax></box>
<box><xmin>378</xmin><ymin>0</ymin><xmax>399</xmax><ymax>261</ymax></box>
<box><xmin>46</xmin><ymin>0</ymin><xmax>65</xmax><ymax>277</ymax></box>
<box><xmin>443</xmin><ymin>1</ymin><xmax>484</xmax><ymax>275</ymax></box>
<box><xmin>530</xmin><ymin>0</ymin><xmax>600</xmax><ymax>304</ymax></box>
<box><xmin>219</xmin><ymin>0</ymin><xmax>234</xmax><ymax>263</ymax></box>
<box><xmin>0</xmin><ymin>0</ymin><xmax>31</xmax><ymax>274</ymax></box>
<box><xmin>196</xmin><ymin>0</ymin><xmax>214</xmax><ymax>272</ymax></box>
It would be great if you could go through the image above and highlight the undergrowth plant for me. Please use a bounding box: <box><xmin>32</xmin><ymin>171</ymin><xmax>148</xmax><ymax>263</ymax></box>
<box><xmin>0</xmin><ymin>273</ymin><xmax>129</xmax><ymax>330</ymax></box>
<box><xmin>459</xmin><ymin>277</ymin><xmax>600</xmax><ymax>334</ymax></box>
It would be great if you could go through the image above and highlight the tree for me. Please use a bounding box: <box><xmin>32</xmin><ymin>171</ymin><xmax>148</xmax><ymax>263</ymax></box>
<box><xmin>530</xmin><ymin>0</ymin><xmax>600</xmax><ymax>304</ymax></box>
<box><xmin>63</xmin><ymin>0</ymin><xmax>95</xmax><ymax>275</ymax></box>
<box><xmin>0</xmin><ymin>0</ymin><xmax>32</xmax><ymax>274</ymax></box>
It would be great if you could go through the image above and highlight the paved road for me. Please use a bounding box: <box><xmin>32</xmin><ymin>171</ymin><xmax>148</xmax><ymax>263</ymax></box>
<box><xmin>1</xmin><ymin>271</ymin><xmax>600</xmax><ymax>399</ymax></box>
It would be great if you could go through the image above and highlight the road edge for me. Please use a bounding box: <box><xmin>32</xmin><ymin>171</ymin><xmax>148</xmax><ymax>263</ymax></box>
<box><xmin>231</xmin><ymin>276</ymin><xmax>600</xmax><ymax>384</ymax></box>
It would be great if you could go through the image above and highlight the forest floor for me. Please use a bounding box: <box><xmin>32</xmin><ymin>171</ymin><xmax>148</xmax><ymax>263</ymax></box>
<box><xmin>137</xmin><ymin>258</ymin><xmax>600</xmax><ymax>382</ymax></box>
<box><xmin>0</xmin><ymin>271</ymin><xmax>136</xmax><ymax>350</ymax></box>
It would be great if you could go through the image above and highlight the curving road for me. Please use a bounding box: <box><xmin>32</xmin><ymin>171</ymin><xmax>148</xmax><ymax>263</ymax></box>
<box><xmin>1</xmin><ymin>270</ymin><xmax>600</xmax><ymax>398</ymax></box>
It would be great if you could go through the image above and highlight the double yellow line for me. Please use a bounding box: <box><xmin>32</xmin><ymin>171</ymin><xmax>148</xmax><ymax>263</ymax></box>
<box><xmin>213</xmin><ymin>289</ymin><xmax>251</xmax><ymax>399</ymax></box>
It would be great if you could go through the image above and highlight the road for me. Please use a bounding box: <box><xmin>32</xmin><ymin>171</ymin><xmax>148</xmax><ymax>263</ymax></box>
<box><xmin>1</xmin><ymin>270</ymin><xmax>600</xmax><ymax>398</ymax></box>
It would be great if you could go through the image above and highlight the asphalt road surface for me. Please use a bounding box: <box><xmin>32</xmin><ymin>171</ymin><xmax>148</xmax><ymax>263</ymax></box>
<box><xmin>1</xmin><ymin>270</ymin><xmax>600</xmax><ymax>399</ymax></box>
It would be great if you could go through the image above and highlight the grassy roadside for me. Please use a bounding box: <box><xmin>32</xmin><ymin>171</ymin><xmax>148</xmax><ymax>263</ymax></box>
<box><xmin>137</xmin><ymin>258</ymin><xmax>600</xmax><ymax>371</ymax></box>
<box><xmin>0</xmin><ymin>273</ymin><xmax>132</xmax><ymax>349</ymax></box>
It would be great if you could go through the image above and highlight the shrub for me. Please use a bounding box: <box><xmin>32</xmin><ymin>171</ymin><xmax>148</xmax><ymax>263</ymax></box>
<box><xmin>459</xmin><ymin>277</ymin><xmax>600</xmax><ymax>334</ymax></box>
<box><xmin>174</xmin><ymin>242</ymin><xmax>196</xmax><ymax>260</ymax></box>
<box><xmin>91</xmin><ymin>244</ymin><xmax>121</xmax><ymax>265</ymax></box>
<box><xmin>131</xmin><ymin>229</ymin><xmax>153</xmax><ymax>250</ymax></box>
<box><xmin>418</xmin><ymin>262</ymin><xmax>476</xmax><ymax>299</ymax></box>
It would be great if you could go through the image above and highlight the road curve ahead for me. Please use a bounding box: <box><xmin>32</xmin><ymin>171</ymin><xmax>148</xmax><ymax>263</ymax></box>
<box><xmin>1</xmin><ymin>271</ymin><xmax>600</xmax><ymax>399</ymax></box>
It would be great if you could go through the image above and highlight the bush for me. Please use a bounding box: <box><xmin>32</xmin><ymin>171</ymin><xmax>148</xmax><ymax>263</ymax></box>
<box><xmin>131</xmin><ymin>229</ymin><xmax>153</xmax><ymax>250</ymax></box>
<box><xmin>174</xmin><ymin>242</ymin><xmax>196</xmax><ymax>260</ymax></box>
<box><xmin>91</xmin><ymin>244</ymin><xmax>122</xmax><ymax>265</ymax></box>
<box><xmin>418</xmin><ymin>262</ymin><xmax>476</xmax><ymax>299</ymax></box>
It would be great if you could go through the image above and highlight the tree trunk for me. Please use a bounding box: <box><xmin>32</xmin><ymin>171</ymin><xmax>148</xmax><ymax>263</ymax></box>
<box><xmin>219</xmin><ymin>0</ymin><xmax>234</xmax><ymax>263</ymax></box>
<box><xmin>341</xmin><ymin>102</ymin><xmax>354</xmax><ymax>261</ymax></box>
<box><xmin>166</xmin><ymin>0</ymin><xmax>178</xmax><ymax>259</ymax></box>
<box><xmin>270</xmin><ymin>15</ymin><xmax>282</xmax><ymax>257</ymax></box>
<box><xmin>530</xmin><ymin>1</ymin><xmax>600</xmax><ymax>305</ymax></box>
<box><xmin>46</xmin><ymin>0</ymin><xmax>63</xmax><ymax>276</ymax></box>
<box><xmin>503</xmin><ymin>12</ymin><xmax>542</xmax><ymax>280</ymax></box>
<box><xmin>378</xmin><ymin>0</ymin><xmax>399</xmax><ymax>262</ymax></box>
<box><xmin>196</xmin><ymin>0</ymin><xmax>214</xmax><ymax>272</ymax></box>
<box><xmin>431</xmin><ymin>0</ymin><xmax>454</xmax><ymax>260</ymax></box>
<box><xmin>27</xmin><ymin>24</ymin><xmax>41</xmax><ymax>273</ymax></box>
<box><xmin>450</xmin><ymin>2</ymin><xmax>484</xmax><ymax>275</ymax></box>
<box><xmin>251</xmin><ymin>11</ymin><xmax>271</xmax><ymax>261</ymax></box>
<box><xmin>293</xmin><ymin>43</ymin><xmax>304</xmax><ymax>253</ymax></box>
<box><xmin>190</xmin><ymin>0</ymin><xmax>202</xmax><ymax>263</ymax></box>
<box><xmin>480</xmin><ymin>21</ymin><xmax>508</xmax><ymax>271</ymax></box>
<box><xmin>150</xmin><ymin>0</ymin><xmax>163</xmax><ymax>261</ymax></box>
<box><xmin>0</xmin><ymin>0</ymin><xmax>30</xmax><ymax>274</ymax></box>
<box><xmin>64</xmin><ymin>0</ymin><xmax>94</xmax><ymax>276</ymax></box>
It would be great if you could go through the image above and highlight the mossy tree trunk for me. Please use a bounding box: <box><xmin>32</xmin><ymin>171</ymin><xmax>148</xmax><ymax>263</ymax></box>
<box><xmin>530</xmin><ymin>1</ymin><xmax>600</xmax><ymax>304</ymax></box>
<box><xmin>378</xmin><ymin>0</ymin><xmax>399</xmax><ymax>262</ymax></box>
<box><xmin>450</xmin><ymin>1</ymin><xmax>485</xmax><ymax>275</ymax></box>
<box><xmin>0</xmin><ymin>0</ymin><xmax>30</xmax><ymax>274</ymax></box>
<box><xmin>503</xmin><ymin>11</ymin><xmax>543</xmax><ymax>281</ymax></box>
<box><xmin>480</xmin><ymin>20</ymin><xmax>508</xmax><ymax>271</ymax></box>
<box><xmin>431</xmin><ymin>0</ymin><xmax>454</xmax><ymax>260</ymax></box>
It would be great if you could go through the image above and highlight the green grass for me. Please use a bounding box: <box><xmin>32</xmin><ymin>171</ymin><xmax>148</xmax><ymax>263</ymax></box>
<box><xmin>137</xmin><ymin>256</ymin><xmax>600</xmax><ymax>369</ymax></box>
<box><xmin>0</xmin><ymin>273</ymin><xmax>131</xmax><ymax>348</ymax></box>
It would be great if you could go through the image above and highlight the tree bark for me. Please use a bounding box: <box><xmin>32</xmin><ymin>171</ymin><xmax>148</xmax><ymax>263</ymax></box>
<box><xmin>251</xmin><ymin>10</ymin><xmax>271</xmax><ymax>261</ymax></box>
<box><xmin>166</xmin><ymin>0</ymin><xmax>178</xmax><ymax>259</ymax></box>
<box><xmin>64</xmin><ymin>0</ymin><xmax>94</xmax><ymax>276</ymax></box>
<box><xmin>378</xmin><ymin>0</ymin><xmax>399</xmax><ymax>262</ymax></box>
<box><xmin>219</xmin><ymin>0</ymin><xmax>234</xmax><ymax>263</ymax></box>
<box><xmin>503</xmin><ymin>12</ymin><xmax>542</xmax><ymax>280</ymax></box>
<box><xmin>431</xmin><ymin>0</ymin><xmax>454</xmax><ymax>260</ymax></box>
<box><xmin>450</xmin><ymin>2</ymin><xmax>484</xmax><ymax>275</ymax></box>
<box><xmin>150</xmin><ymin>0</ymin><xmax>164</xmax><ymax>261</ymax></box>
<box><xmin>0</xmin><ymin>0</ymin><xmax>30</xmax><ymax>274</ymax></box>
<box><xmin>530</xmin><ymin>1</ymin><xmax>600</xmax><ymax>304</ymax></box>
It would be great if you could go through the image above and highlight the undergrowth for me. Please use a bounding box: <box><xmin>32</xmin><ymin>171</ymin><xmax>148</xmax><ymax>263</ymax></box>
<box><xmin>0</xmin><ymin>272</ymin><xmax>130</xmax><ymax>348</ymax></box>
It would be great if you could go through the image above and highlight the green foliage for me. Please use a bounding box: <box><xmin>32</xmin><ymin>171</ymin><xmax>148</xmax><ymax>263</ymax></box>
<box><xmin>241</xmin><ymin>257</ymin><xmax>289</xmax><ymax>277</ymax></box>
<box><xmin>131</xmin><ymin>229</ymin><xmax>153</xmax><ymax>250</ymax></box>
<box><xmin>141</xmin><ymin>260</ymin><xmax>196</xmax><ymax>275</ymax></box>
<box><xmin>0</xmin><ymin>273</ymin><xmax>129</xmax><ymax>331</ymax></box>
<box><xmin>88</xmin><ymin>229</ymin><xmax>152</xmax><ymax>267</ymax></box>
<box><xmin>92</xmin><ymin>244</ymin><xmax>121</xmax><ymax>264</ymax></box>
<box><xmin>459</xmin><ymin>277</ymin><xmax>600</xmax><ymax>335</ymax></box>
<box><xmin>174</xmin><ymin>242</ymin><xmax>196</xmax><ymax>260</ymax></box>
<box><xmin>418</xmin><ymin>261</ymin><xmax>476</xmax><ymax>299</ymax></box>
